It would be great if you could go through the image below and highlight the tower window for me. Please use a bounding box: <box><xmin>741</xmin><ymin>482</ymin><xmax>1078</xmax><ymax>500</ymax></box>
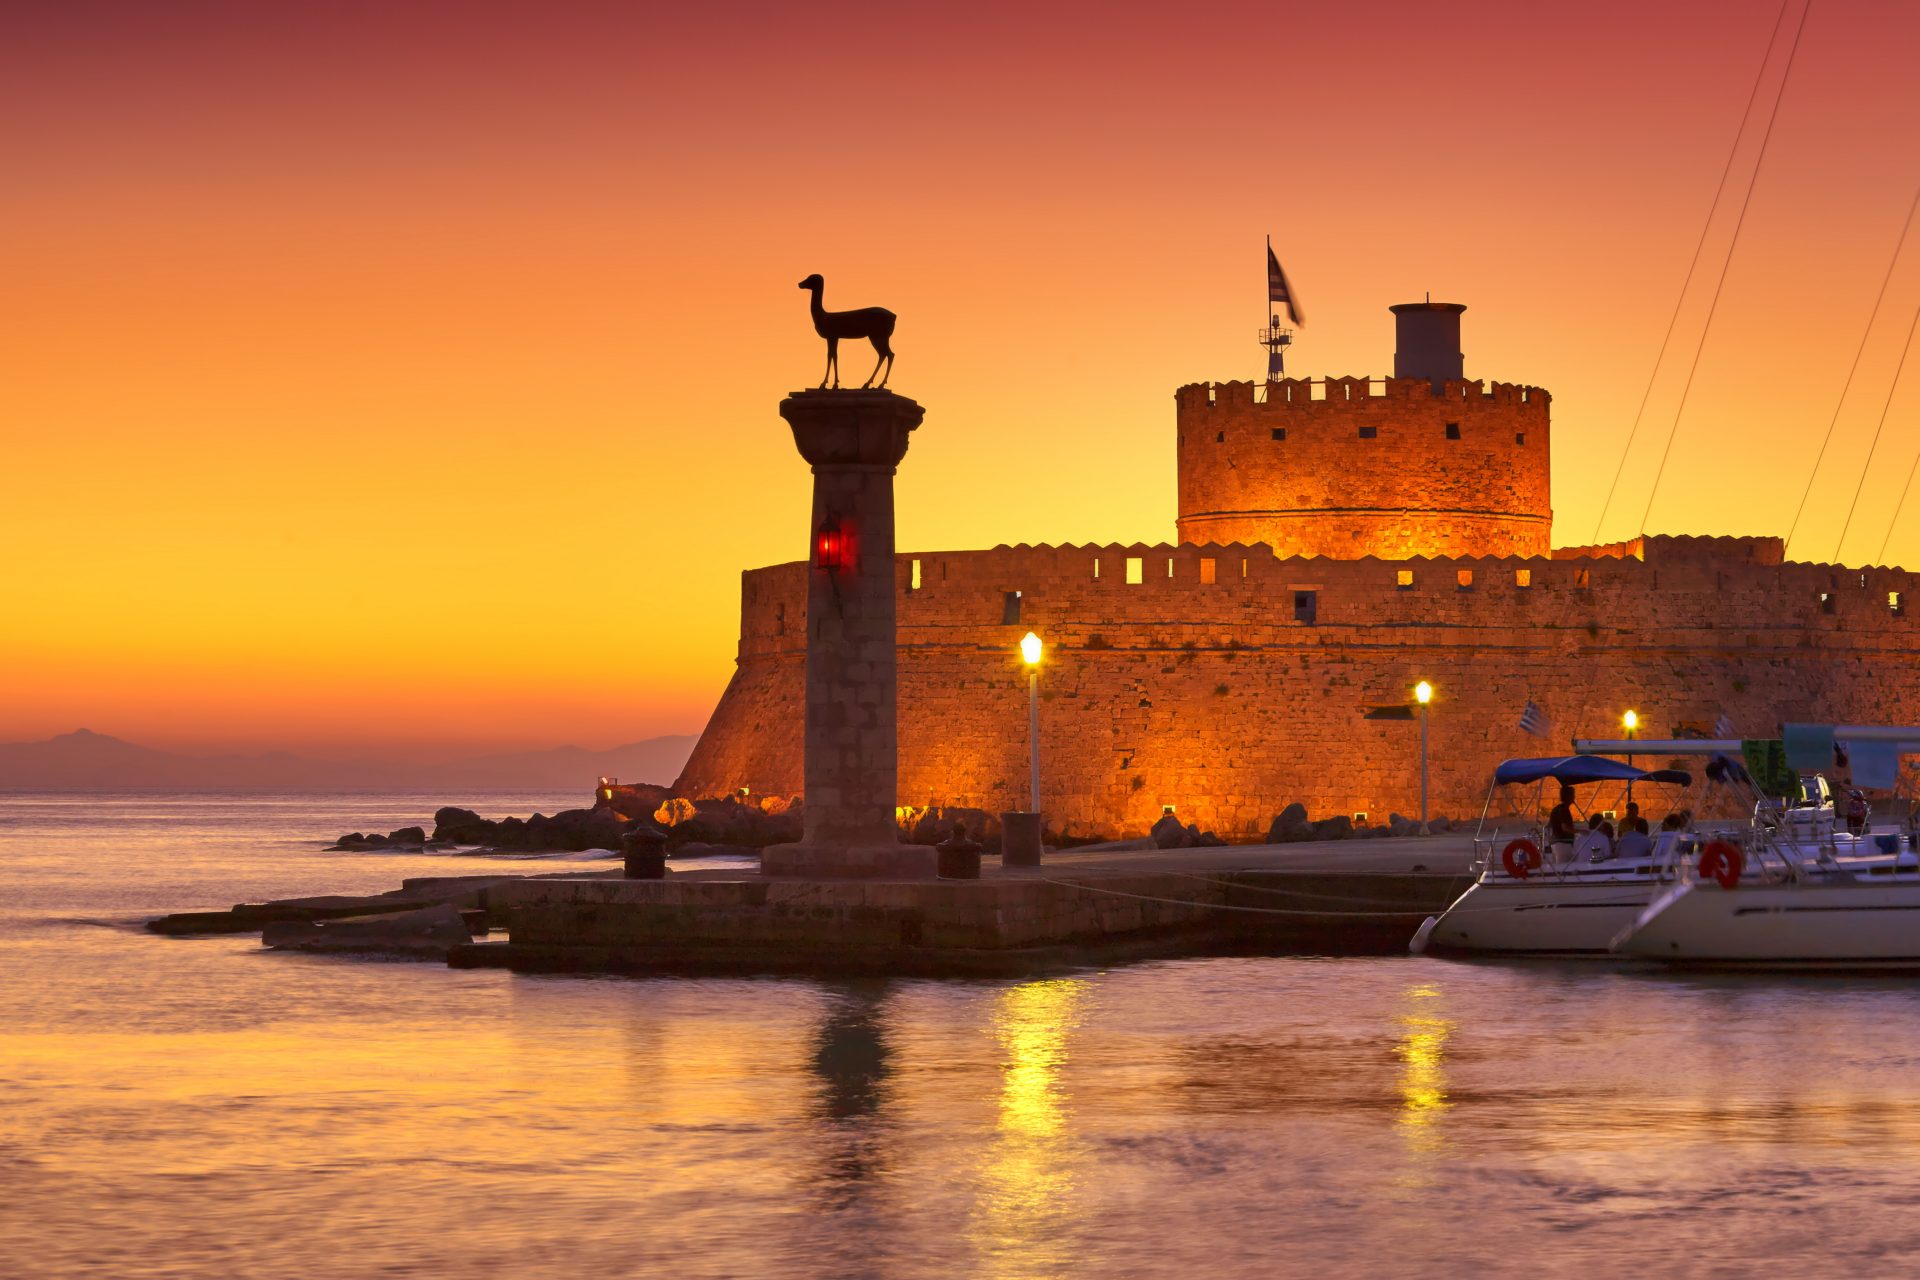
<box><xmin>1515</xmin><ymin>432</ymin><xmax>1527</xmax><ymax>445</ymax></box>
<box><xmin>1294</xmin><ymin>591</ymin><xmax>1317</xmax><ymax>624</ymax></box>
<box><xmin>1002</xmin><ymin>591</ymin><xmax>1022</xmax><ymax>624</ymax></box>
<box><xmin>1457</xmin><ymin>569</ymin><xmax>1474</xmax><ymax>589</ymax></box>
<box><xmin>1125</xmin><ymin>557</ymin><xmax>1144</xmax><ymax>585</ymax></box>
<box><xmin>1820</xmin><ymin>592</ymin><xmax>1835</xmax><ymax>615</ymax></box>
<box><xmin>1574</xmin><ymin>568</ymin><xmax>1591</xmax><ymax>589</ymax></box>
<box><xmin>1215</xmin><ymin>431</ymin><xmax>1225</xmax><ymax>443</ymax></box>
<box><xmin>1445</xmin><ymin>422</ymin><xmax>1461</xmax><ymax>440</ymax></box>
<box><xmin>1092</xmin><ymin>558</ymin><xmax>1101</xmax><ymax>580</ymax></box>
<box><xmin>1200</xmin><ymin>557</ymin><xmax>1217</xmax><ymax>584</ymax></box>
<box><xmin>1271</xmin><ymin>427</ymin><xmax>1286</xmax><ymax>441</ymax></box>
<box><xmin>1515</xmin><ymin>568</ymin><xmax>1532</xmax><ymax>588</ymax></box>
<box><xmin>1892</xmin><ymin>591</ymin><xmax>1906</xmax><ymax>616</ymax></box>
<box><xmin>909</xmin><ymin>559</ymin><xmax>921</xmax><ymax>591</ymax></box>
<box><xmin>1358</xmin><ymin>426</ymin><xmax>1378</xmax><ymax>439</ymax></box>
<box><xmin>1396</xmin><ymin>569</ymin><xmax>1414</xmax><ymax>589</ymax></box>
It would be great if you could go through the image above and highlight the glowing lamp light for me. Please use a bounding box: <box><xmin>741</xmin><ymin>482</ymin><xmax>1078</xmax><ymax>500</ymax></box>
<box><xmin>1623</xmin><ymin>709</ymin><xmax>1640</xmax><ymax>732</ymax></box>
<box><xmin>814</xmin><ymin>518</ymin><xmax>852</xmax><ymax>572</ymax></box>
<box><xmin>1414</xmin><ymin>680</ymin><xmax>1433</xmax><ymax>705</ymax></box>
<box><xmin>1020</xmin><ymin>631</ymin><xmax>1043</xmax><ymax>666</ymax></box>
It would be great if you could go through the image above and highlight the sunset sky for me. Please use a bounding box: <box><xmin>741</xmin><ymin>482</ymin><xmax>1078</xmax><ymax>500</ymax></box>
<box><xmin>7</xmin><ymin>0</ymin><xmax>1920</xmax><ymax>758</ymax></box>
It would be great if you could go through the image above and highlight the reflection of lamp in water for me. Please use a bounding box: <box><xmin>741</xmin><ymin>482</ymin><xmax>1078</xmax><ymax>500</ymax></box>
<box><xmin>1395</xmin><ymin>983</ymin><xmax>1452</xmax><ymax>1159</ymax></box>
<box><xmin>969</xmin><ymin>978</ymin><xmax>1084</xmax><ymax>1274</ymax></box>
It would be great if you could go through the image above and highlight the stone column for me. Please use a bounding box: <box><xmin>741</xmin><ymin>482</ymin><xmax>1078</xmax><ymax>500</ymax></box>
<box><xmin>760</xmin><ymin>389</ymin><xmax>934</xmax><ymax>879</ymax></box>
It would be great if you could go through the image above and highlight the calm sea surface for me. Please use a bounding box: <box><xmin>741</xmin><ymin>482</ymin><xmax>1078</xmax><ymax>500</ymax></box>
<box><xmin>4</xmin><ymin>792</ymin><xmax>1920</xmax><ymax>1277</ymax></box>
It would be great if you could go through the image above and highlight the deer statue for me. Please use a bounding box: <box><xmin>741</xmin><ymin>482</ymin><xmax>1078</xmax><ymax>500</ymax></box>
<box><xmin>798</xmin><ymin>274</ymin><xmax>896</xmax><ymax>389</ymax></box>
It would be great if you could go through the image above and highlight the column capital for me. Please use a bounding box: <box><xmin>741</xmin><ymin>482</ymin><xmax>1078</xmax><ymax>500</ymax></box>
<box><xmin>781</xmin><ymin>389</ymin><xmax>923</xmax><ymax>469</ymax></box>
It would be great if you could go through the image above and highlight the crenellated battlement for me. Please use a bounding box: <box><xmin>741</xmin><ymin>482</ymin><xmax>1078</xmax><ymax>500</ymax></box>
<box><xmin>1175</xmin><ymin>375</ymin><xmax>1552</xmax><ymax>412</ymax></box>
<box><xmin>733</xmin><ymin>539</ymin><xmax>1920</xmax><ymax>656</ymax></box>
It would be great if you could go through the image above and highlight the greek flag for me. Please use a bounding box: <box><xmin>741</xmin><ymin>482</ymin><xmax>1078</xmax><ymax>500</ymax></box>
<box><xmin>1713</xmin><ymin>712</ymin><xmax>1735</xmax><ymax>740</ymax></box>
<box><xmin>1519</xmin><ymin>699</ymin><xmax>1550</xmax><ymax>737</ymax></box>
<box><xmin>1268</xmin><ymin>244</ymin><xmax>1304</xmax><ymax>327</ymax></box>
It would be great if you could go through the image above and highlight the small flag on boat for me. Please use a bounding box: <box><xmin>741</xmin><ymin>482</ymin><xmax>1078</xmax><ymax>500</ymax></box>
<box><xmin>1713</xmin><ymin>712</ymin><xmax>1734</xmax><ymax>740</ymax></box>
<box><xmin>1267</xmin><ymin>243</ymin><xmax>1304</xmax><ymax>327</ymax></box>
<box><xmin>1519</xmin><ymin>699</ymin><xmax>1550</xmax><ymax>736</ymax></box>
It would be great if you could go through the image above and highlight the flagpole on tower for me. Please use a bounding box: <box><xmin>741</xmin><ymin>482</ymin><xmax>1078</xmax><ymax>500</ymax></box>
<box><xmin>1262</xmin><ymin>236</ymin><xmax>1300</xmax><ymax>382</ymax></box>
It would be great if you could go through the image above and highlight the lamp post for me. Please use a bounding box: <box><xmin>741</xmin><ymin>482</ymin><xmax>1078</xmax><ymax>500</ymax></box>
<box><xmin>1623</xmin><ymin>708</ymin><xmax>1639</xmax><ymax>803</ymax></box>
<box><xmin>1020</xmin><ymin>631</ymin><xmax>1043</xmax><ymax>811</ymax></box>
<box><xmin>1415</xmin><ymin>680</ymin><xmax>1434</xmax><ymax>836</ymax></box>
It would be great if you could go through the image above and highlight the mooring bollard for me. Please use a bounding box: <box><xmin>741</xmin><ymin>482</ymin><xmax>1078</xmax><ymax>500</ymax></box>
<box><xmin>936</xmin><ymin>822</ymin><xmax>983</xmax><ymax>880</ymax></box>
<box><xmin>622</xmin><ymin>824</ymin><xmax>668</xmax><ymax>879</ymax></box>
<box><xmin>999</xmin><ymin>810</ymin><xmax>1042</xmax><ymax>868</ymax></box>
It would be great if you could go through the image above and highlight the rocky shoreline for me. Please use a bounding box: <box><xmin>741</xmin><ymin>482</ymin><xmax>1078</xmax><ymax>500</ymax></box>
<box><xmin>322</xmin><ymin>796</ymin><xmax>1463</xmax><ymax>859</ymax></box>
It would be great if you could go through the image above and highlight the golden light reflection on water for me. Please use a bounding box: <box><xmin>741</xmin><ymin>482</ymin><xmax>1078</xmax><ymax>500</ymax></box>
<box><xmin>969</xmin><ymin>978</ymin><xmax>1086</xmax><ymax>1280</ymax></box>
<box><xmin>1395</xmin><ymin>982</ymin><xmax>1453</xmax><ymax>1167</ymax></box>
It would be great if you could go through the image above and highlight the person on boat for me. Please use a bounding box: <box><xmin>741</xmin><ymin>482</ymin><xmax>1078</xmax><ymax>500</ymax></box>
<box><xmin>1846</xmin><ymin>789</ymin><xmax>1870</xmax><ymax>836</ymax></box>
<box><xmin>1615</xmin><ymin>802</ymin><xmax>1655</xmax><ymax>861</ymax></box>
<box><xmin>1578</xmin><ymin>814</ymin><xmax>1616</xmax><ymax>862</ymax></box>
<box><xmin>1547</xmin><ymin>784</ymin><xmax>1578</xmax><ymax>864</ymax></box>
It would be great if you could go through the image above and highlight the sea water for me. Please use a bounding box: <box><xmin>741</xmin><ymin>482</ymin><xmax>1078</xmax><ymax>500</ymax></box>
<box><xmin>4</xmin><ymin>792</ymin><xmax>1920</xmax><ymax>1278</ymax></box>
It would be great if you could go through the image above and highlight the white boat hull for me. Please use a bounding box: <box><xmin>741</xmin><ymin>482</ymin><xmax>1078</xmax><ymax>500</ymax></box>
<box><xmin>1418</xmin><ymin>877</ymin><xmax>1664</xmax><ymax>954</ymax></box>
<box><xmin>1616</xmin><ymin>877</ymin><xmax>1920</xmax><ymax>968</ymax></box>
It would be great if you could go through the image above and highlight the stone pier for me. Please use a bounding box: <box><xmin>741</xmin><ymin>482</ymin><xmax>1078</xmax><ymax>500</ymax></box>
<box><xmin>759</xmin><ymin>389</ymin><xmax>934</xmax><ymax>879</ymax></box>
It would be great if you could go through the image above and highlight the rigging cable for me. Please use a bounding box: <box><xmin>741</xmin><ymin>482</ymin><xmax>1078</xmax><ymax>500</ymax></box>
<box><xmin>1589</xmin><ymin>0</ymin><xmax>1795</xmax><ymax>546</ymax></box>
<box><xmin>1878</xmin><ymin>434</ymin><xmax>1920</xmax><ymax>566</ymax></box>
<box><xmin>1783</xmin><ymin>178</ymin><xmax>1920</xmax><ymax>558</ymax></box>
<box><xmin>1839</xmin><ymin>291</ymin><xmax>1920</xmax><ymax>563</ymax></box>
<box><xmin>1637</xmin><ymin>0</ymin><xmax>1814</xmax><ymax>537</ymax></box>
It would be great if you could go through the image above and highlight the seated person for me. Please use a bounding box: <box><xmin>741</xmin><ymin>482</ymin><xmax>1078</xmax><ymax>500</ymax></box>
<box><xmin>1615</xmin><ymin>827</ymin><xmax>1655</xmax><ymax>862</ymax></box>
<box><xmin>1621</xmin><ymin>801</ymin><xmax>1651</xmax><ymax>837</ymax></box>
<box><xmin>1575</xmin><ymin>813</ymin><xmax>1615</xmax><ymax>863</ymax></box>
<box><xmin>1547</xmin><ymin>783</ymin><xmax>1578</xmax><ymax>864</ymax></box>
<box><xmin>1659</xmin><ymin>810</ymin><xmax>1687</xmax><ymax>832</ymax></box>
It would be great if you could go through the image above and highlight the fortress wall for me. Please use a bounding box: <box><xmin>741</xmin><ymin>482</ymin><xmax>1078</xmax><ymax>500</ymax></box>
<box><xmin>675</xmin><ymin>542</ymin><xmax>1920</xmax><ymax>836</ymax></box>
<box><xmin>1175</xmin><ymin>377</ymin><xmax>1552</xmax><ymax>558</ymax></box>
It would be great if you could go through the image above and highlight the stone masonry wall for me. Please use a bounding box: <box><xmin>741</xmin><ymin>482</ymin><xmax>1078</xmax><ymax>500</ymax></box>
<box><xmin>1175</xmin><ymin>377</ymin><xmax>1552</xmax><ymax>558</ymax></box>
<box><xmin>674</xmin><ymin>537</ymin><xmax>1920</xmax><ymax>839</ymax></box>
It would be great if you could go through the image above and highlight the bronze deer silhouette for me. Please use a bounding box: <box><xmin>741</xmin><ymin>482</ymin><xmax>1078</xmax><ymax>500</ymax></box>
<box><xmin>799</xmin><ymin>274</ymin><xmax>895</xmax><ymax>389</ymax></box>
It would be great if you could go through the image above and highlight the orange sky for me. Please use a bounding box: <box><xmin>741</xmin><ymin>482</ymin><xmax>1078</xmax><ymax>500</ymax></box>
<box><xmin>6</xmin><ymin>0</ymin><xmax>1920</xmax><ymax>757</ymax></box>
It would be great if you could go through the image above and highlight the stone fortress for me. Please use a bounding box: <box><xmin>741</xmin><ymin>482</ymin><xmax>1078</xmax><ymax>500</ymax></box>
<box><xmin>675</xmin><ymin>300</ymin><xmax>1920</xmax><ymax>840</ymax></box>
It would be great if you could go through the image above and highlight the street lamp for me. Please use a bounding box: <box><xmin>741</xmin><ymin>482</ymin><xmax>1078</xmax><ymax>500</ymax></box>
<box><xmin>1020</xmin><ymin>632</ymin><xmax>1043</xmax><ymax>813</ymax></box>
<box><xmin>1414</xmin><ymin>680</ymin><xmax>1434</xmax><ymax>836</ymax></box>
<box><xmin>1623</xmin><ymin>708</ymin><xmax>1639</xmax><ymax>802</ymax></box>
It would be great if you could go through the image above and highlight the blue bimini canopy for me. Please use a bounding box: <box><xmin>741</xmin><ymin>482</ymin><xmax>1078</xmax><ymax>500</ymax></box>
<box><xmin>1494</xmin><ymin>755</ymin><xmax>1663</xmax><ymax>785</ymax></box>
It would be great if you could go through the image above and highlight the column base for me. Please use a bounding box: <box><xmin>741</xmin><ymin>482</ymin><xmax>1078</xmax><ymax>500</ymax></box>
<box><xmin>760</xmin><ymin>841</ymin><xmax>938</xmax><ymax>880</ymax></box>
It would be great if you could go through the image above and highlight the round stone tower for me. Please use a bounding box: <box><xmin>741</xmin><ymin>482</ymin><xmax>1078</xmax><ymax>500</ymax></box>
<box><xmin>1175</xmin><ymin>302</ymin><xmax>1552</xmax><ymax>559</ymax></box>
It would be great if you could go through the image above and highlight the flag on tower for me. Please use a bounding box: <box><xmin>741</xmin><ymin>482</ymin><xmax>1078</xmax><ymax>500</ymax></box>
<box><xmin>1518</xmin><ymin>699</ymin><xmax>1550</xmax><ymax>737</ymax></box>
<box><xmin>1267</xmin><ymin>244</ymin><xmax>1304</xmax><ymax>327</ymax></box>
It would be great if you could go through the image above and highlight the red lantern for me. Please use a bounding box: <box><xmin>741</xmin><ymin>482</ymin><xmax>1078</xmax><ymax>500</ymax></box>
<box><xmin>815</xmin><ymin>517</ymin><xmax>853</xmax><ymax>573</ymax></box>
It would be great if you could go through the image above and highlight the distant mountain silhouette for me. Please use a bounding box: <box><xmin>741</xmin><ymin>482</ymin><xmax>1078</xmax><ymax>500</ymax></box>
<box><xmin>0</xmin><ymin>728</ymin><xmax>696</xmax><ymax>792</ymax></box>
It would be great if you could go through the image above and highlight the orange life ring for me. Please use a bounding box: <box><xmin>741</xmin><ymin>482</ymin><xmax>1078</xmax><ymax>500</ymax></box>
<box><xmin>1502</xmin><ymin>837</ymin><xmax>1542</xmax><ymax>879</ymax></box>
<box><xmin>1697</xmin><ymin>839</ymin><xmax>1743</xmax><ymax>889</ymax></box>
